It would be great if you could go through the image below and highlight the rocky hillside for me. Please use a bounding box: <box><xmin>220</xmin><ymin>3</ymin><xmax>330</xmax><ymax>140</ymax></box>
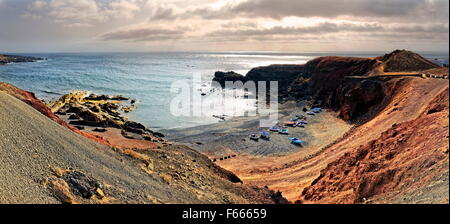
<box><xmin>377</xmin><ymin>49</ymin><xmax>440</xmax><ymax>72</ymax></box>
<box><xmin>212</xmin><ymin>50</ymin><xmax>448</xmax><ymax>204</ymax></box>
<box><xmin>214</xmin><ymin>50</ymin><xmax>443</xmax><ymax>121</ymax></box>
<box><xmin>301</xmin><ymin>77</ymin><xmax>449</xmax><ymax>204</ymax></box>
<box><xmin>0</xmin><ymin>82</ymin><xmax>284</xmax><ymax>204</ymax></box>
<box><xmin>284</xmin><ymin>52</ymin><xmax>448</xmax><ymax>203</ymax></box>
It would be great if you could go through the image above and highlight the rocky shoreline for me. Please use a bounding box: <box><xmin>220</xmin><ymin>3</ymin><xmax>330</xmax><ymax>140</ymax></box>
<box><xmin>0</xmin><ymin>54</ymin><xmax>45</xmax><ymax>65</ymax></box>
<box><xmin>47</xmin><ymin>91</ymin><xmax>167</xmax><ymax>147</ymax></box>
<box><xmin>212</xmin><ymin>50</ymin><xmax>441</xmax><ymax>121</ymax></box>
<box><xmin>1</xmin><ymin>50</ymin><xmax>448</xmax><ymax>204</ymax></box>
<box><xmin>1</xmin><ymin>82</ymin><xmax>285</xmax><ymax>204</ymax></box>
<box><xmin>203</xmin><ymin>49</ymin><xmax>449</xmax><ymax>203</ymax></box>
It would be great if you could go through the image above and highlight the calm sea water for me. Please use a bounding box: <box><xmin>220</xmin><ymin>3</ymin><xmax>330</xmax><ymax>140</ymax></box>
<box><xmin>0</xmin><ymin>52</ymin><xmax>448</xmax><ymax>130</ymax></box>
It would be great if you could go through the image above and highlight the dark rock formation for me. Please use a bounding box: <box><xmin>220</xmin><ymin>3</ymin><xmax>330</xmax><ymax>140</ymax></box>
<box><xmin>335</xmin><ymin>80</ymin><xmax>385</xmax><ymax>120</ymax></box>
<box><xmin>212</xmin><ymin>71</ymin><xmax>246</xmax><ymax>88</ymax></box>
<box><xmin>292</xmin><ymin>57</ymin><xmax>385</xmax><ymax>120</ymax></box>
<box><xmin>111</xmin><ymin>95</ymin><xmax>129</xmax><ymax>101</ymax></box>
<box><xmin>288</xmin><ymin>51</ymin><xmax>441</xmax><ymax>120</ymax></box>
<box><xmin>270</xmin><ymin>190</ymin><xmax>291</xmax><ymax>204</ymax></box>
<box><xmin>93</xmin><ymin>128</ymin><xmax>107</xmax><ymax>133</ymax></box>
<box><xmin>213</xmin><ymin>65</ymin><xmax>304</xmax><ymax>93</ymax></box>
<box><xmin>85</xmin><ymin>94</ymin><xmax>110</xmax><ymax>101</ymax></box>
<box><xmin>0</xmin><ymin>54</ymin><xmax>44</xmax><ymax>65</ymax></box>
<box><xmin>215</xmin><ymin>50</ymin><xmax>442</xmax><ymax>121</ymax></box>
<box><xmin>246</xmin><ymin>64</ymin><xmax>304</xmax><ymax>92</ymax></box>
<box><xmin>49</xmin><ymin>91</ymin><xmax>165</xmax><ymax>143</ymax></box>
<box><xmin>62</xmin><ymin>171</ymin><xmax>102</xmax><ymax>199</ymax></box>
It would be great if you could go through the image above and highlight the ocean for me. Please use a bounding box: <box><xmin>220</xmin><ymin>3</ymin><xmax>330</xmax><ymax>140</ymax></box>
<box><xmin>0</xmin><ymin>52</ymin><xmax>448</xmax><ymax>130</ymax></box>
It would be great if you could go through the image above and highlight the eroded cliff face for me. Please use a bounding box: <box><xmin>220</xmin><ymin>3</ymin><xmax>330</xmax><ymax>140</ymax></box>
<box><xmin>301</xmin><ymin>86</ymin><xmax>449</xmax><ymax>204</ymax></box>
<box><xmin>214</xmin><ymin>50</ymin><xmax>442</xmax><ymax>121</ymax></box>
<box><xmin>246</xmin><ymin>64</ymin><xmax>304</xmax><ymax>93</ymax></box>
<box><xmin>295</xmin><ymin>52</ymin><xmax>448</xmax><ymax>203</ymax></box>
<box><xmin>289</xmin><ymin>50</ymin><xmax>442</xmax><ymax>121</ymax></box>
<box><xmin>211</xmin><ymin>50</ymin><xmax>448</xmax><ymax>204</ymax></box>
<box><xmin>288</xmin><ymin>56</ymin><xmax>385</xmax><ymax>120</ymax></box>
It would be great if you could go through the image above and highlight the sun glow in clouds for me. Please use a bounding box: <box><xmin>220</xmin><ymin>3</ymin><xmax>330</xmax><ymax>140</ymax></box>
<box><xmin>0</xmin><ymin>0</ymin><xmax>448</xmax><ymax>52</ymax></box>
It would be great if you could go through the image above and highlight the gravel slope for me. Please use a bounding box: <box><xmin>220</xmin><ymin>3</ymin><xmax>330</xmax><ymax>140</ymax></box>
<box><xmin>0</xmin><ymin>91</ymin><xmax>277</xmax><ymax>204</ymax></box>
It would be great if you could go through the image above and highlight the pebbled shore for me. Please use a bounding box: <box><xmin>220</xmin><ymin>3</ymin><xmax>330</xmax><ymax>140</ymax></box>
<box><xmin>47</xmin><ymin>91</ymin><xmax>167</xmax><ymax>150</ymax></box>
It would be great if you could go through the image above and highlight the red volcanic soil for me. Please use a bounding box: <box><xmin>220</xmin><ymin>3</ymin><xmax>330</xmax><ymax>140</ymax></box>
<box><xmin>219</xmin><ymin>71</ymin><xmax>449</xmax><ymax>203</ymax></box>
<box><xmin>290</xmin><ymin>51</ymin><xmax>444</xmax><ymax>122</ymax></box>
<box><xmin>0</xmin><ymin>82</ymin><xmax>111</xmax><ymax>146</ymax></box>
<box><xmin>301</xmin><ymin>86</ymin><xmax>449</xmax><ymax>204</ymax></box>
<box><xmin>2</xmin><ymin>50</ymin><xmax>447</xmax><ymax>204</ymax></box>
<box><xmin>218</xmin><ymin>52</ymin><xmax>449</xmax><ymax>203</ymax></box>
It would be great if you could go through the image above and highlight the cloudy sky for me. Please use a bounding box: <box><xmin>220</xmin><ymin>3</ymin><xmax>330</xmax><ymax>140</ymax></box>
<box><xmin>0</xmin><ymin>0</ymin><xmax>448</xmax><ymax>53</ymax></box>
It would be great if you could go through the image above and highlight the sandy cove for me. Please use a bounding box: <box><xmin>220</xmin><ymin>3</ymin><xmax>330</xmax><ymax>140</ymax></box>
<box><xmin>1</xmin><ymin>50</ymin><xmax>448</xmax><ymax>204</ymax></box>
<box><xmin>166</xmin><ymin>50</ymin><xmax>449</xmax><ymax>203</ymax></box>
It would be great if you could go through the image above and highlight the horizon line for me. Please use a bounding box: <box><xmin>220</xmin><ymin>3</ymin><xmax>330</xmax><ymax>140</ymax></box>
<box><xmin>3</xmin><ymin>50</ymin><xmax>449</xmax><ymax>55</ymax></box>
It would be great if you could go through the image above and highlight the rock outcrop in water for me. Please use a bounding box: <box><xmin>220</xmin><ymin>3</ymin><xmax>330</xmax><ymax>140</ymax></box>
<box><xmin>48</xmin><ymin>91</ymin><xmax>165</xmax><ymax>142</ymax></box>
<box><xmin>246</xmin><ymin>64</ymin><xmax>304</xmax><ymax>93</ymax></box>
<box><xmin>212</xmin><ymin>71</ymin><xmax>247</xmax><ymax>88</ymax></box>
<box><xmin>0</xmin><ymin>54</ymin><xmax>44</xmax><ymax>65</ymax></box>
<box><xmin>213</xmin><ymin>65</ymin><xmax>304</xmax><ymax>96</ymax></box>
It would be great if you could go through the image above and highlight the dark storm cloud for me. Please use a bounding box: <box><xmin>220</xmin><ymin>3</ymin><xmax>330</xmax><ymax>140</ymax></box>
<box><xmin>101</xmin><ymin>26</ymin><xmax>188</xmax><ymax>42</ymax></box>
<box><xmin>205</xmin><ymin>22</ymin><xmax>449</xmax><ymax>41</ymax></box>
<box><xmin>208</xmin><ymin>23</ymin><xmax>383</xmax><ymax>36</ymax></box>
<box><xmin>181</xmin><ymin>0</ymin><xmax>449</xmax><ymax>21</ymax></box>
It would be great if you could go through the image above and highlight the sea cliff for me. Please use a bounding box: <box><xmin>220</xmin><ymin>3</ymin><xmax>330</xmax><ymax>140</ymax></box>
<box><xmin>1</xmin><ymin>50</ymin><xmax>448</xmax><ymax>204</ymax></box>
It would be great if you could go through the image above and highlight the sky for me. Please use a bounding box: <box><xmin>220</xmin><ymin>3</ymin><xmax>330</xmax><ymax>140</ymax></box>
<box><xmin>0</xmin><ymin>0</ymin><xmax>448</xmax><ymax>53</ymax></box>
